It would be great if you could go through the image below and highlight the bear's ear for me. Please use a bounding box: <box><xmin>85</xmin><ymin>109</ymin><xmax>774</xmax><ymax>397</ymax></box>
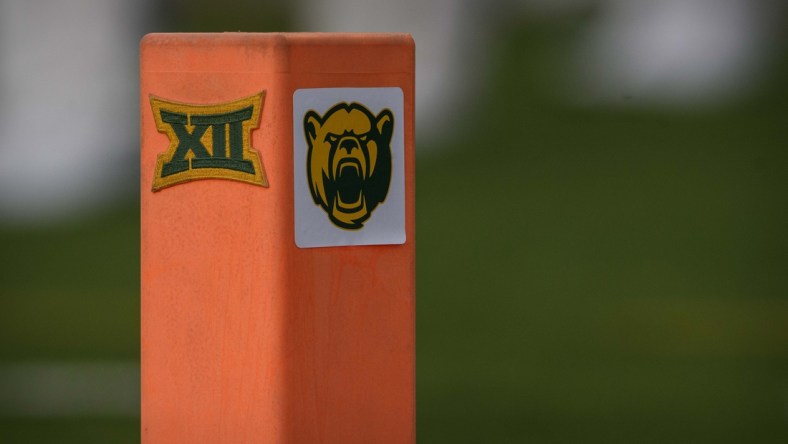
<box><xmin>304</xmin><ymin>111</ymin><xmax>321</xmax><ymax>146</ymax></box>
<box><xmin>375</xmin><ymin>109</ymin><xmax>394</xmax><ymax>144</ymax></box>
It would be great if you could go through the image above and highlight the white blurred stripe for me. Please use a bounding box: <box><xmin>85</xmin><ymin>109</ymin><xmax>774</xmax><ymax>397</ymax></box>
<box><xmin>0</xmin><ymin>0</ymin><xmax>151</xmax><ymax>223</ymax></box>
<box><xmin>571</xmin><ymin>0</ymin><xmax>781</xmax><ymax>106</ymax></box>
<box><xmin>0</xmin><ymin>362</ymin><xmax>138</xmax><ymax>417</ymax></box>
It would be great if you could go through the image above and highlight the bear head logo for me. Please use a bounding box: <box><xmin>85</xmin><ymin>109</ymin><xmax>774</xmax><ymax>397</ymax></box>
<box><xmin>304</xmin><ymin>103</ymin><xmax>393</xmax><ymax>230</ymax></box>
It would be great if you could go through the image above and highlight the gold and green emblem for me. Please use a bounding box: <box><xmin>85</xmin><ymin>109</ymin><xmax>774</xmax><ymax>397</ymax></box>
<box><xmin>150</xmin><ymin>93</ymin><xmax>268</xmax><ymax>191</ymax></box>
<box><xmin>303</xmin><ymin>103</ymin><xmax>393</xmax><ymax>230</ymax></box>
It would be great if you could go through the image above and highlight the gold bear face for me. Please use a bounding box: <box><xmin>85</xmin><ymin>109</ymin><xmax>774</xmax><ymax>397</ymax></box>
<box><xmin>304</xmin><ymin>103</ymin><xmax>393</xmax><ymax>230</ymax></box>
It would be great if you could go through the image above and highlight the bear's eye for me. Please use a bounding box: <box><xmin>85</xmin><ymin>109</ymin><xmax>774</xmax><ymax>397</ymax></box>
<box><xmin>359</xmin><ymin>134</ymin><xmax>368</xmax><ymax>141</ymax></box>
<box><xmin>327</xmin><ymin>134</ymin><xmax>339</xmax><ymax>143</ymax></box>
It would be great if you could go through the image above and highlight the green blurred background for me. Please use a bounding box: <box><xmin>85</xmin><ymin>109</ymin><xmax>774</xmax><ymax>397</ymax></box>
<box><xmin>1</xmin><ymin>0</ymin><xmax>787</xmax><ymax>442</ymax></box>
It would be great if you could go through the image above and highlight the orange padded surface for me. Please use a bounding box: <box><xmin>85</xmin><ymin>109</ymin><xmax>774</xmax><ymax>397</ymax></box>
<box><xmin>140</xmin><ymin>33</ymin><xmax>414</xmax><ymax>443</ymax></box>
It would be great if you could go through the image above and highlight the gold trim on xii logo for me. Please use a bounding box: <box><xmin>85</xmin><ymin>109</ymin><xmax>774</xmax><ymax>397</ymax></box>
<box><xmin>150</xmin><ymin>93</ymin><xmax>268</xmax><ymax>191</ymax></box>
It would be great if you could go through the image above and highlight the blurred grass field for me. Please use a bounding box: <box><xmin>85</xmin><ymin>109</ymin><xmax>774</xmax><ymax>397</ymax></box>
<box><xmin>2</xmin><ymin>20</ymin><xmax>788</xmax><ymax>443</ymax></box>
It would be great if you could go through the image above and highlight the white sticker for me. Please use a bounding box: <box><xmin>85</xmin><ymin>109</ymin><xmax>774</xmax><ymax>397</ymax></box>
<box><xmin>293</xmin><ymin>87</ymin><xmax>406</xmax><ymax>248</ymax></box>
